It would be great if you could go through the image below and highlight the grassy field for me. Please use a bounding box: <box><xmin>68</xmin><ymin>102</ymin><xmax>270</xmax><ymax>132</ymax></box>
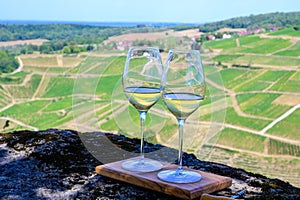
<box><xmin>213</xmin><ymin>54</ymin><xmax>300</xmax><ymax>67</ymax></box>
<box><xmin>209</xmin><ymin>32</ymin><xmax>300</xmax><ymax>68</ymax></box>
<box><xmin>0</xmin><ymin>100</ymin><xmax>61</xmax><ymax>129</ymax></box>
<box><xmin>268</xmin><ymin>138</ymin><xmax>300</xmax><ymax>157</ymax></box>
<box><xmin>235</xmin><ymin>70</ymin><xmax>288</xmax><ymax>92</ymax></box>
<box><xmin>0</xmin><ymin>72</ymin><xmax>28</xmax><ymax>84</ymax></box>
<box><xmin>68</xmin><ymin>56</ymin><xmax>115</xmax><ymax>74</ymax></box>
<box><xmin>207</xmin><ymin>68</ymin><xmax>246</xmax><ymax>86</ymax></box>
<box><xmin>96</xmin><ymin>75</ymin><xmax>121</xmax><ymax>99</ymax></box>
<box><xmin>294</xmin><ymin>71</ymin><xmax>300</xmax><ymax>79</ymax></box>
<box><xmin>0</xmin><ymin>28</ymin><xmax>299</xmax><ymax>186</ymax></box>
<box><xmin>214</xmin><ymin>128</ymin><xmax>266</xmax><ymax>152</ymax></box>
<box><xmin>275</xmin><ymin>41</ymin><xmax>300</xmax><ymax>56</ymax></box>
<box><xmin>201</xmin><ymin>107</ymin><xmax>272</xmax><ymax>130</ymax></box>
<box><xmin>198</xmin><ymin>28</ymin><xmax>300</xmax><ymax>186</ymax></box>
<box><xmin>41</xmin><ymin>76</ymin><xmax>75</xmax><ymax>97</ymax></box>
<box><xmin>102</xmin><ymin>56</ymin><xmax>126</xmax><ymax>75</ymax></box>
<box><xmin>62</xmin><ymin>56</ymin><xmax>82</xmax><ymax>66</ymax></box>
<box><xmin>270</xmin><ymin>71</ymin><xmax>300</xmax><ymax>92</ymax></box>
<box><xmin>6</xmin><ymin>74</ymin><xmax>42</xmax><ymax>98</ymax></box>
<box><xmin>269</xmin><ymin>27</ymin><xmax>300</xmax><ymax>37</ymax></box>
<box><xmin>43</xmin><ymin>97</ymin><xmax>76</xmax><ymax>112</ymax></box>
<box><xmin>267</xmin><ymin>108</ymin><xmax>300</xmax><ymax>141</ymax></box>
<box><xmin>207</xmin><ymin>35</ymin><xmax>291</xmax><ymax>54</ymax></box>
<box><xmin>21</xmin><ymin>55</ymin><xmax>82</xmax><ymax>67</ymax></box>
<box><xmin>237</xmin><ymin>93</ymin><xmax>291</xmax><ymax>118</ymax></box>
<box><xmin>22</xmin><ymin>56</ymin><xmax>58</xmax><ymax>66</ymax></box>
<box><xmin>0</xmin><ymin>86</ymin><xmax>12</xmax><ymax>108</ymax></box>
<box><xmin>240</xmin><ymin>38</ymin><xmax>291</xmax><ymax>54</ymax></box>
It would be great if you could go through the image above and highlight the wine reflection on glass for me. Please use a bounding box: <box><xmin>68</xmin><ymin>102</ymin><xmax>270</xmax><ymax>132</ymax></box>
<box><xmin>121</xmin><ymin>46</ymin><xmax>163</xmax><ymax>172</ymax></box>
<box><xmin>157</xmin><ymin>49</ymin><xmax>206</xmax><ymax>183</ymax></box>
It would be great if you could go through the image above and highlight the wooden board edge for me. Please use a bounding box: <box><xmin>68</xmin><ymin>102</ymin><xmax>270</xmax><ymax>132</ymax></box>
<box><xmin>95</xmin><ymin>164</ymin><xmax>232</xmax><ymax>200</ymax></box>
<box><xmin>190</xmin><ymin>176</ymin><xmax>232</xmax><ymax>199</ymax></box>
<box><xmin>96</xmin><ymin>165</ymin><xmax>191</xmax><ymax>199</ymax></box>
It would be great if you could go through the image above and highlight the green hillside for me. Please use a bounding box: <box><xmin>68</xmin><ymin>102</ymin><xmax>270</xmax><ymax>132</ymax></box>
<box><xmin>0</xmin><ymin>25</ymin><xmax>299</xmax><ymax>187</ymax></box>
<box><xmin>199</xmin><ymin>11</ymin><xmax>300</xmax><ymax>32</ymax></box>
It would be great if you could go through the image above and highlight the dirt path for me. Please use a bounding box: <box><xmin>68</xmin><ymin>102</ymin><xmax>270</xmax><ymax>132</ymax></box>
<box><xmin>260</xmin><ymin>34</ymin><xmax>300</xmax><ymax>43</ymax></box>
<box><xmin>62</xmin><ymin>101</ymin><xmax>118</xmax><ymax>132</ymax></box>
<box><xmin>1</xmin><ymin>49</ymin><xmax>298</xmax><ymax>160</ymax></box>
<box><xmin>271</xmin><ymin>39</ymin><xmax>299</xmax><ymax>55</ymax></box>
<box><xmin>190</xmin><ymin>121</ymin><xmax>300</xmax><ymax>145</ymax></box>
<box><xmin>11</xmin><ymin>56</ymin><xmax>24</xmax><ymax>74</ymax></box>
<box><xmin>81</xmin><ymin>62</ymin><xmax>103</xmax><ymax>74</ymax></box>
<box><xmin>156</xmin><ymin>118</ymin><xmax>300</xmax><ymax>157</ymax></box>
<box><xmin>32</xmin><ymin>68</ymin><xmax>50</xmax><ymax>99</ymax></box>
<box><xmin>21</xmin><ymin>73</ymin><xmax>33</xmax><ymax>86</ymax></box>
<box><xmin>230</xmin><ymin>93</ymin><xmax>273</xmax><ymax>121</ymax></box>
<box><xmin>81</xmin><ymin>52</ymin><xmax>126</xmax><ymax>57</ymax></box>
<box><xmin>0</xmin><ymin>103</ymin><xmax>14</xmax><ymax>113</ymax></box>
<box><xmin>259</xmin><ymin>34</ymin><xmax>300</xmax><ymax>56</ymax></box>
<box><xmin>26</xmin><ymin>71</ymin><xmax>103</xmax><ymax>78</ymax></box>
<box><xmin>206</xmin><ymin>78</ymin><xmax>272</xmax><ymax>120</ymax></box>
<box><xmin>57</xmin><ymin>55</ymin><xmax>63</xmax><ymax>67</ymax></box>
<box><xmin>0</xmin><ymin>116</ymin><xmax>38</xmax><ymax>131</ymax></box>
<box><xmin>260</xmin><ymin>103</ymin><xmax>300</xmax><ymax>134</ymax></box>
<box><xmin>211</xmin><ymin>143</ymin><xmax>299</xmax><ymax>159</ymax></box>
<box><xmin>237</xmin><ymin>90</ymin><xmax>300</xmax><ymax>96</ymax></box>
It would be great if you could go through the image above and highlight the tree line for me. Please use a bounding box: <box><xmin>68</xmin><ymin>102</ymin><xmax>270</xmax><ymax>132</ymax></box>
<box><xmin>0</xmin><ymin>50</ymin><xmax>19</xmax><ymax>74</ymax></box>
<box><xmin>0</xmin><ymin>24</ymin><xmax>125</xmax><ymax>42</ymax></box>
<box><xmin>0</xmin><ymin>24</ymin><xmax>166</xmax><ymax>43</ymax></box>
<box><xmin>0</xmin><ymin>24</ymin><xmax>167</xmax><ymax>73</ymax></box>
<box><xmin>198</xmin><ymin>12</ymin><xmax>300</xmax><ymax>33</ymax></box>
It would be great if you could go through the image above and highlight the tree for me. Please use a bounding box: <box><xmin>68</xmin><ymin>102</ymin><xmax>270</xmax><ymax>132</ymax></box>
<box><xmin>20</xmin><ymin>48</ymin><xmax>27</xmax><ymax>54</ymax></box>
<box><xmin>0</xmin><ymin>50</ymin><xmax>9</xmax><ymax>59</ymax></box>
<box><xmin>39</xmin><ymin>44</ymin><xmax>53</xmax><ymax>54</ymax></box>
<box><xmin>293</xmin><ymin>22</ymin><xmax>300</xmax><ymax>30</ymax></box>
<box><xmin>0</xmin><ymin>56</ymin><xmax>19</xmax><ymax>73</ymax></box>
<box><xmin>62</xmin><ymin>46</ymin><xmax>71</xmax><ymax>54</ymax></box>
<box><xmin>86</xmin><ymin>45</ymin><xmax>94</xmax><ymax>51</ymax></box>
<box><xmin>70</xmin><ymin>46</ymin><xmax>80</xmax><ymax>54</ymax></box>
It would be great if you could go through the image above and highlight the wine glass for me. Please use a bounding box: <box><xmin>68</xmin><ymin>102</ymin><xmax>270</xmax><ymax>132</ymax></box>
<box><xmin>157</xmin><ymin>49</ymin><xmax>206</xmax><ymax>183</ymax></box>
<box><xmin>121</xmin><ymin>46</ymin><xmax>163</xmax><ymax>172</ymax></box>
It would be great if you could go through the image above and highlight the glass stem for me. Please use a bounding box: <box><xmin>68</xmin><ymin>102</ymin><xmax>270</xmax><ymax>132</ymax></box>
<box><xmin>176</xmin><ymin>119</ymin><xmax>185</xmax><ymax>175</ymax></box>
<box><xmin>139</xmin><ymin>111</ymin><xmax>147</xmax><ymax>163</ymax></box>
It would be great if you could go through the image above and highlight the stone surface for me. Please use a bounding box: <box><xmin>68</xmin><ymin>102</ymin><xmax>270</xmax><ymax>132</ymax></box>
<box><xmin>0</xmin><ymin>129</ymin><xmax>299</xmax><ymax>200</ymax></box>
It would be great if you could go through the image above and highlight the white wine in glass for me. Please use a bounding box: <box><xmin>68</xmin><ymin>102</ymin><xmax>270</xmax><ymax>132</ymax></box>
<box><xmin>122</xmin><ymin>46</ymin><xmax>163</xmax><ymax>172</ymax></box>
<box><xmin>157</xmin><ymin>49</ymin><xmax>206</xmax><ymax>183</ymax></box>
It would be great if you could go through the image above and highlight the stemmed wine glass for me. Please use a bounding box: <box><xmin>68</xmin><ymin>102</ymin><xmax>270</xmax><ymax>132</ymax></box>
<box><xmin>157</xmin><ymin>49</ymin><xmax>206</xmax><ymax>183</ymax></box>
<box><xmin>122</xmin><ymin>46</ymin><xmax>163</xmax><ymax>172</ymax></box>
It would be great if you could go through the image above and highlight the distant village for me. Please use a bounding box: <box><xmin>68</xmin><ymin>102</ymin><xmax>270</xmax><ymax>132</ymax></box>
<box><xmin>204</xmin><ymin>27</ymin><xmax>279</xmax><ymax>41</ymax></box>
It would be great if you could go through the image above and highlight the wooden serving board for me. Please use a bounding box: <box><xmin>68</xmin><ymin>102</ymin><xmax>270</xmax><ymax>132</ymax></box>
<box><xmin>95</xmin><ymin>158</ymin><xmax>232</xmax><ymax>199</ymax></box>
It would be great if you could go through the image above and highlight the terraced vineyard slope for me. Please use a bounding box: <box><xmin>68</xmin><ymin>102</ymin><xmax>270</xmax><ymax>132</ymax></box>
<box><xmin>0</xmin><ymin>28</ymin><xmax>299</xmax><ymax>187</ymax></box>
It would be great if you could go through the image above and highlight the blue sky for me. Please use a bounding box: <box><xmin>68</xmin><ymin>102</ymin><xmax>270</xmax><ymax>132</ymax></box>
<box><xmin>0</xmin><ymin>0</ymin><xmax>299</xmax><ymax>23</ymax></box>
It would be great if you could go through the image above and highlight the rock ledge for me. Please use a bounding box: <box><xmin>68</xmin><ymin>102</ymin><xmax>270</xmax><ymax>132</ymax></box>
<box><xmin>0</xmin><ymin>129</ymin><xmax>299</xmax><ymax>200</ymax></box>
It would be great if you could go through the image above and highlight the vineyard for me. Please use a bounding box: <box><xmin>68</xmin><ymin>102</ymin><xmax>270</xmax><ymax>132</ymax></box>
<box><xmin>0</xmin><ymin>27</ymin><xmax>299</xmax><ymax>186</ymax></box>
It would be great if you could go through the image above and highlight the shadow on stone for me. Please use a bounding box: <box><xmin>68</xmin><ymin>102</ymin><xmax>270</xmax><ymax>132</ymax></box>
<box><xmin>0</xmin><ymin>129</ymin><xmax>299</xmax><ymax>199</ymax></box>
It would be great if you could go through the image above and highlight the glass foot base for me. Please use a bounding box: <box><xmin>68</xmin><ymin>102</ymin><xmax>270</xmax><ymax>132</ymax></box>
<box><xmin>121</xmin><ymin>158</ymin><xmax>163</xmax><ymax>172</ymax></box>
<box><xmin>157</xmin><ymin>169</ymin><xmax>202</xmax><ymax>183</ymax></box>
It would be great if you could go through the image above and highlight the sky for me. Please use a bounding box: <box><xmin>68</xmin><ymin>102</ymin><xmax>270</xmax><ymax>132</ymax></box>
<box><xmin>0</xmin><ymin>0</ymin><xmax>300</xmax><ymax>24</ymax></box>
